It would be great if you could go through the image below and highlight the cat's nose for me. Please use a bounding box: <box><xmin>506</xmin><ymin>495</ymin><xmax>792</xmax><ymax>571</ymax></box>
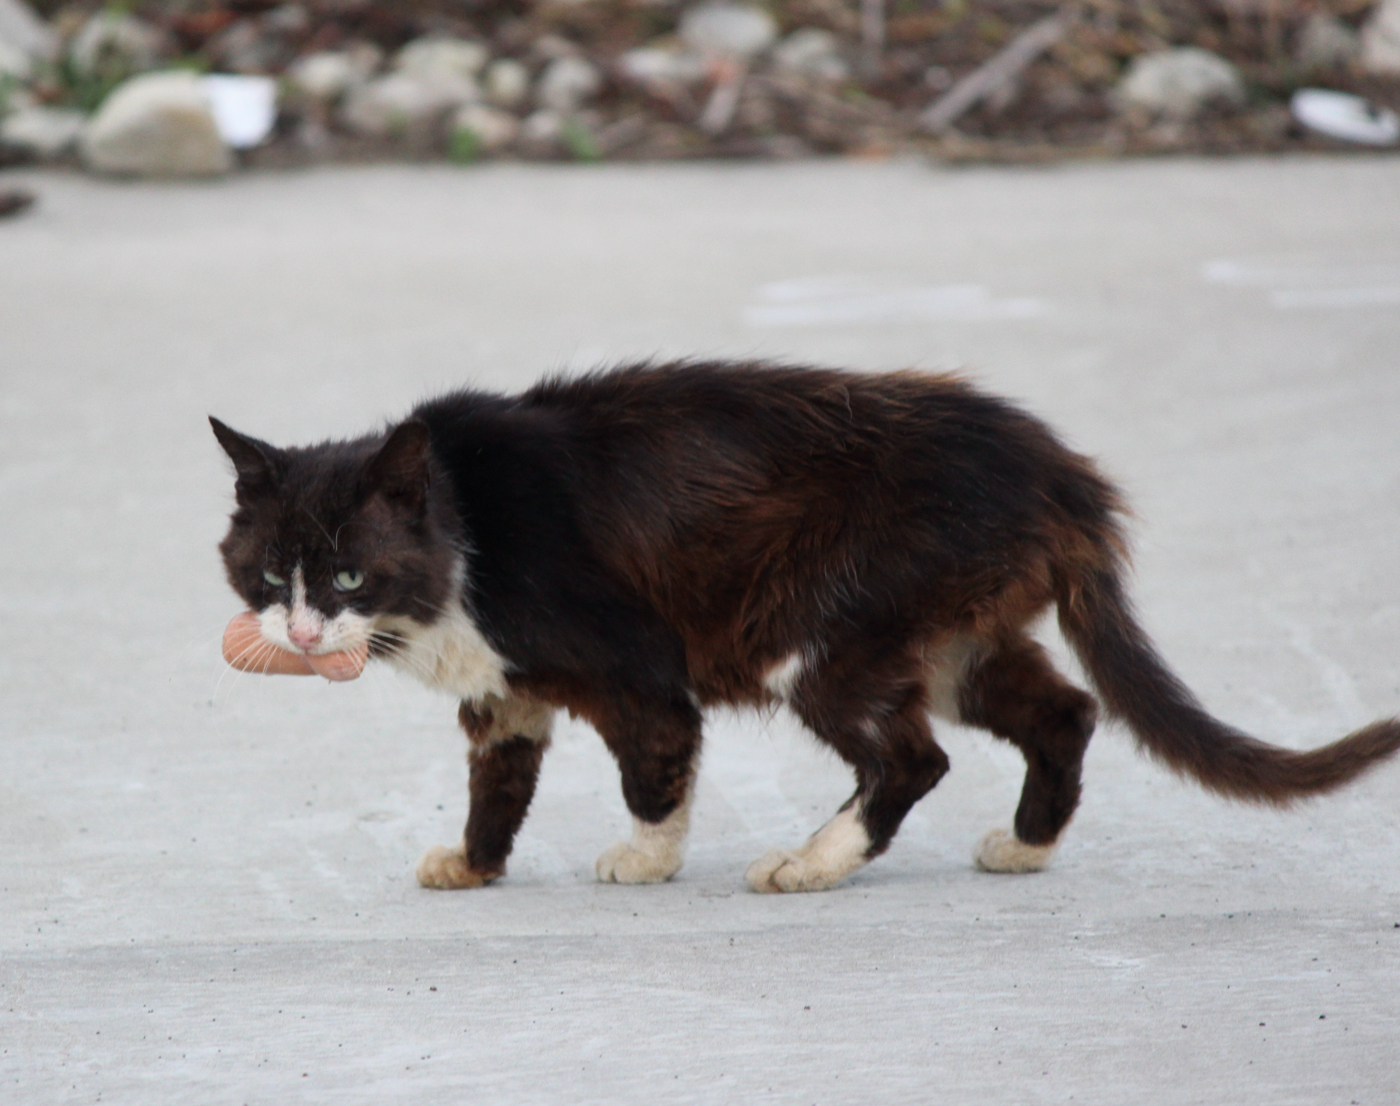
<box><xmin>288</xmin><ymin>624</ymin><xmax>322</xmax><ymax>651</ymax></box>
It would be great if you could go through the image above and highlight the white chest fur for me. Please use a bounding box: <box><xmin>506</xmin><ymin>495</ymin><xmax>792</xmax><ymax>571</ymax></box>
<box><xmin>379</xmin><ymin>572</ymin><xmax>508</xmax><ymax>703</ymax></box>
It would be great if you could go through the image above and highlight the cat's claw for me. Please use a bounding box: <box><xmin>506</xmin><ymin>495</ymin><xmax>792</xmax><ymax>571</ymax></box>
<box><xmin>595</xmin><ymin>842</ymin><xmax>683</xmax><ymax>884</ymax></box>
<box><xmin>416</xmin><ymin>844</ymin><xmax>496</xmax><ymax>889</ymax></box>
<box><xmin>974</xmin><ymin>828</ymin><xmax>1057</xmax><ymax>873</ymax></box>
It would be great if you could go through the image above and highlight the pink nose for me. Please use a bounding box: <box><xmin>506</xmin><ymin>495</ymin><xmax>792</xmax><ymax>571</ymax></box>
<box><xmin>288</xmin><ymin>624</ymin><xmax>321</xmax><ymax>651</ymax></box>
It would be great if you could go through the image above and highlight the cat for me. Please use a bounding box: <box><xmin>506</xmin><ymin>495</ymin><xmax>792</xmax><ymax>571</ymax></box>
<box><xmin>212</xmin><ymin>361</ymin><xmax>1400</xmax><ymax>893</ymax></box>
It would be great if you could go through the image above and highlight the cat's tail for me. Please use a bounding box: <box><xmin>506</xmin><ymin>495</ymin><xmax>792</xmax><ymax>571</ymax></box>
<box><xmin>1057</xmin><ymin>560</ymin><xmax>1400</xmax><ymax>804</ymax></box>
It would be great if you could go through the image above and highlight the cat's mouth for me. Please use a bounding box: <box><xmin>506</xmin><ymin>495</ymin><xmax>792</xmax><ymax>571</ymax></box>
<box><xmin>257</xmin><ymin>605</ymin><xmax>375</xmax><ymax>657</ymax></box>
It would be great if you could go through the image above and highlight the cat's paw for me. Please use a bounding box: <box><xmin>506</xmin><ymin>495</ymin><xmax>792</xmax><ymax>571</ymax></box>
<box><xmin>416</xmin><ymin>844</ymin><xmax>495</xmax><ymax>889</ymax></box>
<box><xmin>974</xmin><ymin>828</ymin><xmax>1056</xmax><ymax>873</ymax></box>
<box><xmin>595</xmin><ymin>841</ymin><xmax>683</xmax><ymax>884</ymax></box>
<box><xmin>746</xmin><ymin>848</ymin><xmax>856</xmax><ymax>893</ymax></box>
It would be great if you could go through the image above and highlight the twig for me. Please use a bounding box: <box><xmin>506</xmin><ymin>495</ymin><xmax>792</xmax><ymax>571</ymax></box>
<box><xmin>917</xmin><ymin>12</ymin><xmax>1072</xmax><ymax>135</ymax></box>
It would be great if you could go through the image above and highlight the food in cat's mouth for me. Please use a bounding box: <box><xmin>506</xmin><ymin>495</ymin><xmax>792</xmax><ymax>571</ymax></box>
<box><xmin>221</xmin><ymin>611</ymin><xmax>366</xmax><ymax>681</ymax></box>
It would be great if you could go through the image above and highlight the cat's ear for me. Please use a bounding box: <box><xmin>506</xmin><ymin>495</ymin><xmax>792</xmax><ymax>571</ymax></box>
<box><xmin>364</xmin><ymin>420</ymin><xmax>432</xmax><ymax>515</ymax></box>
<box><xmin>209</xmin><ymin>417</ymin><xmax>280</xmax><ymax>499</ymax></box>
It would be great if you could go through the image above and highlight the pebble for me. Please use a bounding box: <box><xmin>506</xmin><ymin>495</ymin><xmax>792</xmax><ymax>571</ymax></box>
<box><xmin>1361</xmin><ymin>0</ymin><xmax>1400</xmax><ymax>75</ymax></box>
<box><xmin>340</xmin><ymin>72</ymin><xmax>475</xmax><ymax>139</ymax></box>
<box><xmin>394</xmin><ymin>36</ymin><xmax>489</xmax><ymax>81</ymax></box>
<box><xmin>617</xmin><ymin>46</ymin><xmax>708</xmax><ymax>89</ymax></box>
<box><xmin>0</xmin><ymin>104</ymin><xmax>85</xmax><ymax>158</ymax></box>
<box><xmin>680</xmin><ymin>2</ymin><xmax>777</xmax><ymax>59</ymax></box>
<box><xmin>1295</xmin><ymin>13</ymin><xmax>1361</xmax><ymax>72</ymax></box>
<box><xmin>451</xmin><ymin>103</ymin><xmax>519</xmax><ymax>154</ymax></box>
<box><xmin>1115</xmin><ymin>47</ymin><xmax>1245</xmax><ymax>120</ymax></box>
<box><xmin>80</xmin><ymin>70</ymin><xmax>230</xmax><ymax>177</ymax></box>
<box><xmin>0</xmin><ymin>0</ymin><xmax>53</xmax><ymax>80</ymax></box>
<box><xmin>287</xmin><ymin>46</ymin><xmax>381</xmax><ymax>103</ymax></box>
<box><xmin>69</xmin><ymin>12</ymin><xmax>165</xmax><ymax>79</ymax></box>
<box><xmin>535</xmin><ymin>55</ymin><xmax>601</xmax><ymax>112</ymax></box>
<box><xmin>484</xmin><ymin>58</ymin><xmax>531</xmax><ymax>109</ymax></box>
<box><xmin>772</xmin><ymin>28</ymin><xmax>849</xmax><ymax>83</ymax></box>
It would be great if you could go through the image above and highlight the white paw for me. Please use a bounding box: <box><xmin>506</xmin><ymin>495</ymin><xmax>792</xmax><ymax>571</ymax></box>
<box><xmin>974</xmin><ymin>828</ymin><xmax>1056</xmax><ymax>873</ymax></box>
<box><xmin>416</xmin><ymin>844</ymin><xmax>493</xmax><ymax>889</ymax></box>
<box><xmin>745</xmin><ymin>848</ymin><xmax>843</xmax><ymax>893</ymax></box>
<box><xmin>595</xmin><ymin>841</ymin><xmax>683</xmax><ymax>884</ymax></box>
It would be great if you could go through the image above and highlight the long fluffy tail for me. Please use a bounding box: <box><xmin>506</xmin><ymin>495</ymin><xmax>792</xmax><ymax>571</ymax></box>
<box><xmin>1058</xmin><ymin>563</ymin><xmax>1400</xmax><ymax>805</ymax></box>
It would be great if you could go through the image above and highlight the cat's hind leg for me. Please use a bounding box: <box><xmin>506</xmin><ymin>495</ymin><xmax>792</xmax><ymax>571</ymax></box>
<box><xmin>956</xmin><ymin>635</ymin><xmax>1097</xmax><ymax>872</ymax></box>
<box><xmin>592</xmin><ymin>694</ymin><xmax>703</xmax><ymax>885</ymax></box>
<box><xmin>748</xmin><ymin>650</ymin><xmax>949</xmax><ymax>892</ymax></box>
<box><xmin>417</xmin><ymin>693</ymin><xmax>554</xmax><ymax>889</ymax></box>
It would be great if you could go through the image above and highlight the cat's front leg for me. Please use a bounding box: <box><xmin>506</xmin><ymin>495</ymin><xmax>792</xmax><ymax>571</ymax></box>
<box><xmin>417</xmin><ymin>693</ymin><xmax>554</xmax><ymax>889</ymax></box>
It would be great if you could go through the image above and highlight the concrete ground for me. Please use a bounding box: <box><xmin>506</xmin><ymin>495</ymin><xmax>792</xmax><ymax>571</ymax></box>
<box><xmin>1</xmin><ymin>155</ymin><xmax>1398</xmax><ymax>1105</ymax></box>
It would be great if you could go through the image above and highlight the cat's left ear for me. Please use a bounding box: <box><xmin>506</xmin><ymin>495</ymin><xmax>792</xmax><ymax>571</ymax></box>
<box><xmin>364</xmin><ymin>420</ymin><xmax>432</xmax><ymax>515</ymax></box>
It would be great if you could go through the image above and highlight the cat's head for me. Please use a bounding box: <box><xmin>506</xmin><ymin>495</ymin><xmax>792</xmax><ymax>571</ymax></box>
<box><xmin>211</xmin><ymin>417</ymin><xmax>459</xmax><ymax>657</ymax></box>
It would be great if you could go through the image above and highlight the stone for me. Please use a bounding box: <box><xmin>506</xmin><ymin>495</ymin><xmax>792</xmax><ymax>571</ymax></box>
<box><xmin>69</xmin><ymin>12</ymin><xmax>165</xmax><ymax>80</ymax></box>
<box><xmin>394</xmin><ymin>36</ymin><xmax>489</xmax><ymax>81</ymax></box>
<box><xmin>339</xmin><ymin>72</ymin><xmax>475</xmax><ymax>139</ymax></box>
<box><xmin>451</xmin><ymin>103</ymin><xmax>519</xmax><ymax>154</ymax></box>
<box><xmin>0</xmin><ymin>104</ymin><xmax>85</xmax><ymax>158</ymax></box>
<box><xmin>772</xmin><ymin>28</ymin><xmax>849</xmax><ymax>83</ymax></box>
<box><xmin>535</xmin><ymin>55</ymin><xmax>601</xmax><ymax>112</ymax></box>
<box><xmin>617</xmin><ymin>47</ymin><xmax>708</xmax><ymax>89</ymax></box>
<box><xmin>80</xmin><ymin>71</ymin><xmax>230</xmax><ymax>177</ymax></box>
<box><xmin>1115</xmin><ymin>47</ymin><xmax>1246</xmax><ymax>120</ymax></box>
<box><xmin>1295</xmin><ymin>13</ymin><xmax>1361</xmax><ymax>71</ymax></box>
<box><xmin>200</xmin><ymin>75</ymin><xmax>277</xmax><ymax>149</ymax></box>
<box><xmin>680</xmin><ymin>3</ymin><xmax>777</xmax><ymax>59</ymax></box>
<box><xmin>0</xmin><ymin>0</ymin><xmax>53</xmax><ymax>80</ymax></box>
<box><xmin>518</xmin><ymin>107</ymin><xmax>563</xmax><ymax>153</ymax></box>
<box><xmin>1360</xmin><ymin>0</ymin><xmax>1400</xmax><ymax>75</ymax></box>
<box><xmin>483</xmin><ymin>58</ymin><xmax>530</xmax><ymax>109</ymax></box>
<box><xmin>287</xmin><ymin>46</ymin><xmax>381</xmax><ymax>103</ymax></box>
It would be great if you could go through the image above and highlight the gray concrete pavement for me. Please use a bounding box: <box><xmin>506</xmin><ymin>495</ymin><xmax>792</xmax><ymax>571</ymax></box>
<box><xmin>2</xmin><ymin>156</ymin><xmax>1399</xmax><ymax>1104</ymax></box>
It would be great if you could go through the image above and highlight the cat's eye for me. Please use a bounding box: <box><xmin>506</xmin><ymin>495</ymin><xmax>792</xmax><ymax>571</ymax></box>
<box><xmin>333</xmin><ymin>569</ymin><xmax>365</xmax><ymax>592</ymax></box>
<box><xmin>262</xmin><ymin>569</ymin><xmax>286</xmax><ymax>587</ymax></box>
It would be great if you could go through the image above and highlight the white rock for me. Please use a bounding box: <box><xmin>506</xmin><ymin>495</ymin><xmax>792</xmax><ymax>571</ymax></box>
<box><xmin>69</xmin><ymin>12</ymin><xmax>164</xmax><ymax>78</ymax></box>
<box><xmin>519</xmin><ymin>107</ymin><xmax>563</xmax><ymax>146</ymax></box>
<box><xmin>1295</xmin><ymin>13</ymin><xmax>1361</xmax><ymax>71</ymax></box>
<box><xmin>287</xmin><ymin>46</ymin><xmax>381</xmax><ymax>102</ymax></box>
<box><xmin>451</xmin><ymin>103</ymin><xmax>519</xmax><ymax>153</ymax></box>
<box><xmin>680</xmin><ymin>3</ymin><xmax>777</xmax><ymax>58</ymax></box>
<box><xmin>80</xmin><ymin>70</ymin><xmax>230</xmax><ymax>177</ymax></box>
<box><xmin>1116</xmin><ymin>47</ymin><xmax>1246</xmax><ymax>120</ymax></box>
<box><xmin>200</xmin><ymin>74</ymin><xmax>277</xmax><ymax>149</ymax></box>
<box><xmin>772</xmin><ymin>28</ymin><xmax>849</xmax><ymax>82</ymax></box>
<box><xmin>394</xmin><ymin>36</ymin><xmax>489</xmax><ymax>80</ymax></box>
<box><xmin>1360</xmin><ymin>0</ymin><xmax>1400</xmax><ymax>75</ymax></box>
<box><xmin>617</xmin><ymin>46</ymin><xmax>708</xmax><ymax>88</ymax></box>
<box><xmin>0</xmin><ymin>104</ymin><xmax>85</xmax><ymax>158</ymax></box>
<box><xmin>535</xmin><ymin>55</ymin><xmax>601</xmax><ymax>111</ymax></box>
<box><xmin>1291</xmin><ymin>87</ymin><xmax>1399</xmax><ymax>145</ymax></box>
<box><xmin>339</xmin><ymin>72</ymin><xmax>475</xmax><ymax>138</ymax></box>
<box><xmin>484</xmin><ymin>58</ymin><xmax>530</xmax><ymax>108</ymax></box>
<box><xmin>0</xmin><ymin>0</ymin><xmax>54</xmax><ymax>79</ymax></box>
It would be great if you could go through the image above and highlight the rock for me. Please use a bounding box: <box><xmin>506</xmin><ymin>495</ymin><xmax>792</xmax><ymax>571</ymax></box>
<box><xmin>1360</xmin><ymin>0</ymin><xmax>1400</xmax><ymax>75</ymax></box>
<box><xmin>484</xmin><ymin>58</ymin><xmax>530</xmax><ymax>109</ymax></box>
<box><xmin>80</xmin><ymin>71</ymin><xmax>230</xmax><ymax>177</ymax></box>
<box><xmin>1115</xmin><ymin>47</ymin><xmax>1245</xmax><ymax>120</ymax></box>
<box><xmin>617</xmin><ymin>46</ymin><xmax>708</xmax><ymax>89</ymax></box>
<box><xmin>0</xmin><ymin>104</ymin><xmax>85</xmax><ymax>158</ymax></box>
<box><xmin>772</xmin><ymin>28</ymin><xmax>850</xmax><ymax>83</ymax></box>
<box><xmin>451</xmin><ymin>103</ymin><xmax>519</xmax><ymax>155</ymax></box>
<box><xmin>518</xmin><ymin>107</ymin><xmax>563</xmax><ymax>154</ymax></box>
<box><xmin>1295</xmin><ymin>13</ymin><xmax>1361</xmax><ymax>72</ymax></box>
<box><xmin>394</xmin><ymin>36</ymin><xmax>489</xmax><ymax>81</ymax></box>
<box><xmin>535</xmin><ymin>56</ymin><xmax>601</xmax><ymax>112</ymax></box>
<box><xmin>0</xmin><ymin>0</ymin><xmax>54</xmax><ymax>80</ymax></box>
<box><xmin>69</xmin><ymin>12</ymin><xmax>165</xmax><ymax>80</ymax></box>
<box><xmin>339</xmin><ymin>72</ymin><xmax>475</xmax><ymax>139</ymax></box>
<box><xmin>680</xmin><ymin>3</ymin><xmax>777</xmax><ymax>59</ymax></box>
<box><xmin>287</xmin><ymin>46</ymin><xmax>381</xmax><ymax>103</ymax></box>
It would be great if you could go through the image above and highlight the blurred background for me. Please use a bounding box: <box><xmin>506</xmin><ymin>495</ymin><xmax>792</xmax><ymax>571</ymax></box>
<box><xmin>2</xmin><ymin>2</ymin><xmax>1399</xmax><ymax>1104</ymax></box>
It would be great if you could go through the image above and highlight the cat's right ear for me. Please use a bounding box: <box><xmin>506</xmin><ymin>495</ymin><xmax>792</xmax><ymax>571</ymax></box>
<box><xmin>209</xmin><ymin>417</ymin><xmax>280</xmax><ymax>500</ymax></box>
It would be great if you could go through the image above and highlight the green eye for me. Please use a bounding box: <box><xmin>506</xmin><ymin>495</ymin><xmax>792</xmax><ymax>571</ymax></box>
<box><xmin>262</xmin><ymin>568</ymin><xmax>286</xmax><ymax>587</ymax></box>
<box><xmin>333</xmin><ymin>569</ymin><xmax>365</xmax><ymax>592</ymax></box>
